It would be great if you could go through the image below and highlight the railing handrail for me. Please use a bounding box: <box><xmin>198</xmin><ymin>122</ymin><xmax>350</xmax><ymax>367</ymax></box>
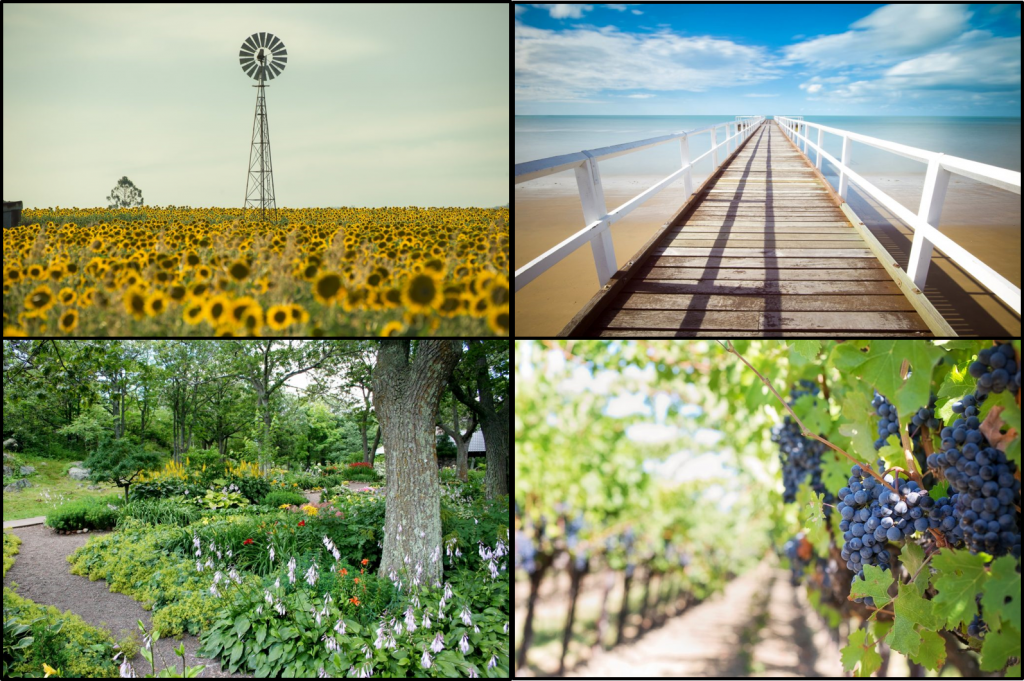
<box><xmin>514</xmin><ymin>116</ymin><xmax>765</xmax><ymax>293</ymax></box>
<box><xmin>776</xmin><ymin>116</ymin><xmax>1021</xmax><ymax>317</ymax></box>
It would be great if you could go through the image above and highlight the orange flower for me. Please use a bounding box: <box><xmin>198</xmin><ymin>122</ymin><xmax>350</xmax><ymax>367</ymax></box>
<box><xmin>360</xmin><ymin>569</ymin><xmax>365</xmax><ymax>575</ymax></box>
<box><xmin>354</xmin><ymin>578</ymin><xmax>360</xmax><ymax>584</ymax></box>
<box><xmin>350</xmin><ymin>597</ymin><xmax>361</xmax><ymax>606</ymax></box>
<box><xmin>340</xmin><ymin>568</ymin><xmax>348</xmax><ymax>576</ymax></box>
<box><xmin>361</xmin><ymin>559</ymin><xmax>369</xmax><ymax>566</ymax></box>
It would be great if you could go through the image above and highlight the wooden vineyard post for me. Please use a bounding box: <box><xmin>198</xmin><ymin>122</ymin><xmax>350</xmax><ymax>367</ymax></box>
<box><xmin>593</xmin><ymin>569</ymin><xmax>616</xmax><ymax>651</ymax></box>
<box><xmin>514</xmin><ymin>552</ymin><xmax>553</xmax><ymax>674</ymax></box>
<box><xmin>640</xmin><ymin>565</ymin><xmax>657</xmax><ymax>630</ymax></box>
<box><xmin>615</xmin><ymin>567</ymin><xmax>635</xmax><ymax>646</ymax></box>
<box><xmin>557</xmin><ymin>556</ymin><xmax>589</xmax><ymax>676</ymax></box>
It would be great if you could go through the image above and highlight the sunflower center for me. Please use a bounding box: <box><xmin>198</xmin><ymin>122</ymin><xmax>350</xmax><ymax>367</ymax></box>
<box><xmin>317</xmin><ymin>275</ymin><xmax>341</xmax><ymax>300</ymax></box>
<box><xmin>408</xmin><ymin>275</ymin><xmax>436</xmax><ymax>305</ymax></box>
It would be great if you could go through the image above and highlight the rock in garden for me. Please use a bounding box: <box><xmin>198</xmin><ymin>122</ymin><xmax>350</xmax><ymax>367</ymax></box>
<box><xmin>20</xmin><ymin>466</ymin><xmax>35</xmax><ymax>476</ymax></box>
<box><xmin>3</xmin><ymin>479</ymin><xmax>32</xmax><ymax>493</ymax></box>
<box><xmin>68</xmin><ymin>467</ymin><xmax>92</xmax><ymax>481</ymax></box>
<box><xmin>2</xmin><ymin>465</ymin><xmax>13</xmax><ymax>478</ymax></box>
<box><xmin>87</xmin><ymin>485</ymin><xmax>102</xmax><ymax>491</ymax></box>
<box><xmin>3</xmin><ymin>438</ymin><xmax>17</xmax><ymax>450</ymax></box>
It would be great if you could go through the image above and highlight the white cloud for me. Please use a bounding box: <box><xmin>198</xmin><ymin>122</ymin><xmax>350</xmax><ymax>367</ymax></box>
<box><xmin>804</xmin><ymin>83</ymin><xmax>822</xmax><ymax>93</ymax></box>
<box><xmin>534</xmin><ymin>4</ymin><xmax>593</xmax><ymax>20</ymax></box>
<box><xmin>744</xmin><ymin>93</ymin><xmax>780</xmax><ymax>98</ymax></box>
<box><xmin>515</xmin><ymin>24</ymin><xmax>779</xmax><ymax>101</ymax></box>
<box><xmin>632</xmin><ymin>9</ymin><xmax>643</xmax><ymax>15</ymax></box>
<box><xmin>784</xmin><ymin>4</ymin><xmax>973</xmax><ymax>68</ymax></box>
<box><xmin>514</xmin><ymin>5</ymin><xmax>526</xmax><ymax>16</ymax></box>
<box><xmin>627</xmin><ymin>93</ymin><xmax>655</xmax><ymax>98</ymax></box>
<box><xmin>606</xmin><ymin>4</ymin><xmax>627</xmax><ymax>11</ymax></box>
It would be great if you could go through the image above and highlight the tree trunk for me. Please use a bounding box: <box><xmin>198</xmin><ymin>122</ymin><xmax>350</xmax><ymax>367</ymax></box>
<box><xmin>368</xmin><ymin>426</ymin><xmax>381</xmax><ymax>467</ymax></box>
<box><xmin>615</xmin><ymin>570</ymin><xmax>634</xmax><ymax>646</ymax></box>
<box><xmin>481</xmin><ymin>402</ymin><xmax>509</xmax><ymax>498</ymax></box>
<box><xmin>558</xmin><ymin>558</ymin><xmax>588</xmax><ymax>676</ymax></box>
<box><xmin>456</xmin><ymin>441</ymin><xmax>469</xmax><ymax>482</ymax></box>
<box><xmin>374</xmin><ymin>340</ymin><xmax>461</xmax><ymax>586</ymax></box>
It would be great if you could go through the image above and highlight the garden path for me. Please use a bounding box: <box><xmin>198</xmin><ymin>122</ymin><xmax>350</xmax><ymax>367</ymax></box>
<box><xmin>3</xmin><ymin>516</ymin><xmax>46</xmax><ymax>529</ymax></box>
<box><xmin>3</xmin><ymin>525</ymin><xmax>247</xmax><ymax>678</ymax></box>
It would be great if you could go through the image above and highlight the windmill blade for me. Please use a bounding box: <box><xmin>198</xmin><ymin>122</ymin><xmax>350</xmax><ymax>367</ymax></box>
<box><xmin>239</xmin><ymin>50</ymin><xmax>254</xmax><ymax>61</ymax></box>
<box><xmin>244</xmin><ymin>62</ymin><xmax>259</xmax><ymax>78</ymax></box>
<box><xmin>258</xmin><ymin>32</ymin><xmax>267</xmax><ymax>48</ymax></box>
<box><xmin>269</xmin><ymin>62</ymin><xmax>282</xmax><ymax>78</ymax></box>
<box><xmin>244</xmin><ymin>35</ymin><xmax>259</xmax><ymax>52</ymax></box>
<box><xmin>276</xmin><ymin>48</ymin><xmax>287</xmax><ymax>58</ymax></box>
<box><xmin>266</xmin><ymin>67</ymin><xmax>276</xmax><ymax>81</ymax></box>
<box><xmin>240</xmin><ymin>44</ymin><xmax>255</xmax><ymax>57</ymax></box>
<box><xmin>267</xmin><ymin>35</ymin><xmax>281</xmax><ymax>52</ymax></box>
<box><xmin>274</xmin><ymin>56</ymin><xmax>287</xmax><ymax>68</ymax></box>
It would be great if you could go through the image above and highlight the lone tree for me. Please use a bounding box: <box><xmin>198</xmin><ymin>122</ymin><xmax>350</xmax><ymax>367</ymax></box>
<box><xmin>84</xmin><ymin>436</ymin><xmax>161</xmax><ymax>502</ymax></box>
<box><xmin>374</xmin><ymin>340</ymin><xmax>462</xmax><ymax>585</ymax></box>
<box><xmin>106</xmin><ymin>176</ymin><xmax>144</xmax><ymax>208</ymax></box>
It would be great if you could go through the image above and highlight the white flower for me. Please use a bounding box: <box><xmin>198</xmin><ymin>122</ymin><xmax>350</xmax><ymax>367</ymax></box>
<box><xmin>359</xmin><ymin>664</ymin><xmax>373</xmax><ymax>678</ymax></box>
<box><xmin>421</xmin><ymin>651</ymin><xmax>432</xmax><ymax>669</ymax></box>
<box><xmin>405</xmin><ymin>607</ymin><xmax>418</xmax><ymax>634</ymax></box>
<box><xmin>274</xmin><ymin>577</ymin><xmax>281</xmax><ymax>591</ymax></box>
<box><xmin>305</xmin><ymin>562</ymin><xmax>320</xmax><ymax>587</ymax></box>
<box><xmin>210</xmin><ymin>584</ymin><xmax>220</xmax><ymax>598</ymax></box>
<box><xmin>394</xmin><ymin>621</ymin><xmax>404</xmax><ymax>636</ymax></box>
<box><xmin>322</xmin><ymin>634</ymin><xmax>339</xmax><ymax>652</ymax></box>
<box><xmin>489</xmin><ymin>561</ymin><xmax>499</xmax><ymax>579</ymax></box>
<box><xmin>332</xmin><ymin>549</ymin><xmax>341</xmax><ymax>562</ymax></box>
<box><xmin>275</xmin><ymin>601</ymin><xmax>287</xmax><ymax>617</ymax></box>
<box><xmin>362</xmin><ymin>644</ymin><xmax>372</xmax><ymax>660</ymax></box>
<box><xmin>317</xmin><ymin>668</ymin><xmax>328</xmax><ymax>679</ymax></box>
<box><xmin>229</xmin><ymin>568</ymin><xmax>242</xmax><ymax>585</ymax></box>
<box><xmin>374</xmin><ymin>627</ymin><xmax>385</xmax><ymax>650</ymax></box>
<box><xmin>196</xmin><ymin>561</ymin><xmax>203</xmax><ymax>573</ymax></box>
<box><xmin>488</xmin><ymin>655</ymin><xmax>498</xmax><ymax>670</ymax></box>
<box><xmin>334</xmin><ymin>619</ymin><xmax>347</xmax><ymax>636</ymax></box>
<box><xmin>227</xmin><ymin>550</ymin><xmax>233</xmax><ymax>559</ymax></box>
<box><xmin>459</xmin><ymin>634</ymin><xmax>470</xmax><ymax>654</ymax></box>
<box><xmin>422</xmin><ymin>612</ymin><xmax>432</xmax><ymax>629</ymax></box>
<box><xmin>444</xmin><ymin>583</ymin><xmax>453</xmax><ymax>601</ymax></box>
<box><xmin>119</xmin><ymin>658</ymin><xmax>137</xmax><ymax>678</ymax></box>
<box><xmin>504</xmin><ymin>622</ymin><xmax>509</xmax><ymax>635</ymax></box>
<box><xmin>264</xmin><ymin>590</ymin><xmax>274</xmax><ymax>605</ymax></box>
<box><xmin>213</xmin><ymin>571</ymin><xmax>223</xmax><ymax>585</ymax></box>
<box><xmin>468</xmin><ymin>667</ymin><xmax>479</xmax><ymax>678</ymax></box>
<box><xmin>431</xmin><ymin>633</ymin><xmax>445</xmax><ymax>654</ymax></box>
<box><xmin>313</xmin><ymin>607</ymin><xmax>323</xmax><ymax>627</ymax></box>
<box><xmin>256</xmin><ymin>605</ymin><xmax>263</xmax><ymax>617</ymax></box>
<box><xmin>269</xmin><ymin>543</ymin><xmax>275</xmax><ymax>564</ymax></box>
<box><xmin>288</xmin><ymin>557</ymin><xmax>297</xmax><ymax>584</ymax></box>
<box><xmin>205</xmin><ymin>558</ymin><xmax>214</xmax><ymax>570</ymax></box>
<box><xmin>461</xmin><ymin>606</ymin><xmax>473</xmax><ymax>627</ymax></box>
<box><xmin>324</xmin><ymin>593</ymin><xmax>333</xmax><ymax>605</ymax></box>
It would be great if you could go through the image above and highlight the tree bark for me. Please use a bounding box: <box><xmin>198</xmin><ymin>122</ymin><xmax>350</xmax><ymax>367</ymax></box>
<box><xmin>449</xmin><ymin>341</ymin><xmax>509</xmax><ymax>498</ymax></box>
<box><xmin>374</xmin><ymin>340</ymin><xmax>462</xmax><ymax>586</ymax></box>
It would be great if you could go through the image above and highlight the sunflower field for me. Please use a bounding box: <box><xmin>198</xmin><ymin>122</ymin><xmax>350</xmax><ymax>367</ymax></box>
<box><xmin>3</xmin><ymin>206</ymin><xmax>509</xmax><ymax>336</ymax></box>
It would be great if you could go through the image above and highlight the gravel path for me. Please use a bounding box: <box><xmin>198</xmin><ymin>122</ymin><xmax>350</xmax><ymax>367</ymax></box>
<box><xmin>3</xmin><ymin>525</ymin><xmax>247</xmax><ymax>678</ymax></box>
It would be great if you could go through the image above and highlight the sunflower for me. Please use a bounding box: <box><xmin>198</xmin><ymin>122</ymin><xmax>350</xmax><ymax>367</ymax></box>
<box><xmin>3</xmin><ymin>326</ymin><xmax>28</xmax><ymax>337</ymax></box>
<box><xmin>77</xmin><ymin>287</ymin><xmax>96</xmax><ymax>308</ymax></box>
<box><xmin>89</xmin><ymin>237</ymin><xmax>105</xmax><ymax>252</ymax></box>
<box><xmin>289</xmin><ymin>304</ymin><xmax>310</xmax><ymax>324</ymax></box>
<box><xmin>58</xmin><ymin>309</ymin><xmax>79</xmax><ymax>334</ymax></box>
<box><xmin>402</xmin><ymin>273</ymin><xmax>443</xmax><ymax>313</ymax></box>
<box><xmin>487</xmin><ymin>307</ymin><xmax>509</xmax><ymax>336</ymax></box>
<box><xmin>266</xmin><ymin>305</ymin><xmax>292</xmax><ymax>331</ymax></box>
<box><xmin>204</xmin><ymin>295</ymin><xmax>230</xmax><ymax>326</ymax></box>
<box><xmin>124</xmin><ymin>286</ymin><xmax>148</xmax><ymax>321</ymax></box>
<box><xmin>229</xmin><ymin>296</ymin><xmax>259</xmax><ymax>326</ymax></box>
<box><xmin>229</xmin><ymin>260</ymin><xmax>251</xmax><ymax>281</ymax></box>
<box><xmin>195</xmin><ymin>265</ymin><xmax>212</xmax><ymax>280</ymax></box>
<box><xmin>313</xmin><ymin>272</ymin><xmax>343</xmax><ymax>305</ymax></box>
<box><xmin>58</xmin><ymin>287</ymin><xmax>77</xmax><ymax>306</ymax></box>
<box><xmin>183</xmin><ymin>302</ymin><xmax>205</xmax><ymax>326</ymax></box>
<box><xmin>145</xmin><ymin>291</ymin><xmax>169</xmax><ymax>317</ymax></box>
<box><xmin>241</xmin><ymin>307</ymin><xmax>263</xmax><ymax>335</ymax></box>
<box><xmin>4</xmin><ymin>267</ymin><xmax>22</xmax><ymax>283</ymax></box>
<box><xmin>214</xmin><ymin>326</ymin><xmax>237</xmax><ymax>337</ymax></box>
<box><xmin>488</xmin><ymin>276</ymin><xmax>509</xmax><ymax>307</ymax></box>
<box><xmin>379</xmin><ymin>321</ymin><xmax>404</xmax><ymax>337</ymax></box>
<box><xmin>25</xmin><ymin>285</ymin><xmax>56</xmax><ymax>315</ymax></box>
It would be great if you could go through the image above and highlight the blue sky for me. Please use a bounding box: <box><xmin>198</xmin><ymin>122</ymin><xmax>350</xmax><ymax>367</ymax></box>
<box><xmin>514</xmin><ymin>3</ymin><xmax>1022</xmax><ymax>116</ymax></box>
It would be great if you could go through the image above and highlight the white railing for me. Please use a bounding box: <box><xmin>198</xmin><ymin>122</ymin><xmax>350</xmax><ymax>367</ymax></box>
<box><xmin>776</xmin><ymin>116</ymin><xmax>1022</xmax><ymax>315</ymax></box>
<box><xmin>514</xmin><ymin>116</ymin><xmax>765</xmax><ymax>292</ymax></box>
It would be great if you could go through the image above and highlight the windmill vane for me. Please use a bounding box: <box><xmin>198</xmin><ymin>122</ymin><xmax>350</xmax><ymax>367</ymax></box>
<box><xmin>240</xmin><ymin>32</ymin><xmax>286</xmax><ymax>219</ymax></box>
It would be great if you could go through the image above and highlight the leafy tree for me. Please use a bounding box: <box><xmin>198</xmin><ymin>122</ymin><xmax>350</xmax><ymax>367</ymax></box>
<box><xmin>84</xmin><ymin>436</ymin><xmax>162</xmax><ymax>503</ymax></box>
<box><xmin>374</xmin><ymin>340</ymin><xmax>462</xmax><ymax>584</ymax></box>
<box><xmin>450</xmin><ymin>340</ymin><xmax>509</xmax><ymax>498</ymax></box>
<box><xmin>438</xmin><ymin>390</ymin><xmax>476</xmax><ymax>481</ymax></box>
<box><xmin>106</xmin><ymin>176</ymin><xmax>144</xmax><ymax>209</ymax></box>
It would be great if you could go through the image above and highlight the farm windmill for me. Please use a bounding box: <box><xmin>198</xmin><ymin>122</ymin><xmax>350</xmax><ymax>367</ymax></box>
<box><xmin>239</xmin><ymin>32</ymin><xmax>286</xmax><ymax>220</ymax></box>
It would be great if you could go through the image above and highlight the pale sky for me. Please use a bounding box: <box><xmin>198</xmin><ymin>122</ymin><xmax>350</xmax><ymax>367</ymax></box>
<box><xmin>3</xmin><ymin>3</ymin><xmax>508</xmax><ymax>209</ymax></box>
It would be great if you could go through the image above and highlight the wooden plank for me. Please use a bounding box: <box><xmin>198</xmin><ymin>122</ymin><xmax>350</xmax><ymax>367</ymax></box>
<box><xmin>668</xmin><ymin>234</ymin><xmax>864</xmax><ymax>242</ymax></box>
<box><xmin>596</xmin><ymin>330</ymin><xmax>933</xmax><ymax>338</ymax></box>
<box><xmin>682</xmin><ymin>221</ymin><xmax>855</xmax><ymax>228</ymax></box>
<box><xmin>646</xmin><ymin>256</ymin><xmax>884</xmax><ymax>269</ymax></box>
<box><xmin>610</xmin><ymin>292</ymin><xmax>911</xmax><ymax>311</ymax></box>
<box><xmin>638</xmin><ymin>267</ymin><xmax>894</xmax><ymax>281</ymax></box>
<box><xmin>597</xmin><ymin>309</ymin><xmax>928</xmax><ymax>332</ymax></box>
<box><xmin>662</xmin><ymin>239</ymin><xmax>871</xmax><ymax>249</ymax></box>
<box><xmin>654</xmin><ymin>247</ymin><xmax>877</xmax><ymax>258</ymax></box>
<box><xmin>669</xmin><ymin>226</ymin><xmax>858</xmax><ymax>233</ymax></box>
<box><xmin>624</xmin><ymin>279</ymin><xmax>905</xmax><ymax>295</ymax></box>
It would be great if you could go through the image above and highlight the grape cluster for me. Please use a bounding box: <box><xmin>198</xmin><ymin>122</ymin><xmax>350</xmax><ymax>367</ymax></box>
<box><xmin>928</xmin><ymin>401</ymin><xmax>1021</xmax><ymax>558</ymax></box>
<box><xmin>772</xmin><ymin>381</ymin><xmax>830</xmax><ymax>503</ymax></box>
<box><xmin>871</xmin><ymin>391</ymin><xmax>941</xmax><ymax>451</ymax></box>
<box><xmin>838</xmin><ymin>462</ymin><xmax>930</xmax><ymax>605</ymax></box>
<box><xmin>564</xmin><ymin>514</ymin><xmax>588</xmax><ymax>571</ymax></box>
<box><xmin>968</xmin><ymin>612</ymin><xmax>989</xmax><ymax>639</ymax></box>
<box><xmin>515</xmin><ymin>528</ymin><xmax>536</xmax><ymax>574</ymax></box>
<box><xmin>784</xmin><ymin>533</ymin><xmax>810</xmax><ymax>586</ymax></box>
<box><xmin>968</xmin><ymin>343</ymin><xmax>1019</xmax><ymax>396</ymax></box>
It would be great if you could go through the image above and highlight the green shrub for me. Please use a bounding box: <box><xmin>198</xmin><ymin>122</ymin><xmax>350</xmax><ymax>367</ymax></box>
<box><xmin>319</xmin><ymin>485</ymin><xmax>353</xmax><ymax>504</ymax></box>
<box><xmin>263</xmin><ymin>490</ymin><xmax>308</xmax><ymax>508</ymax></box>
<box><xmin>195</xmin><ymin>489</ymin><xmax>250</xmax><ymax>510</ymax></box>
<box><xmin>118</xmin><ymin>499</ymin><xmax>202</xmax><ymax>527</ymax></box>
<box><xmin>228</xmin><ymin>475</ymin><xmax>271</xmax><ymax>505</ymax></box>
<box><xmin>3</xmin><ymin>588</ymin><xmax>118</xmax><ymax>678</ymax></box>
<box><xmin>46</xmin><ymin>495</ymin><xmax>122</xmax><ymax>532</ymax></box>
<box><xmin>128</xmin><ymin>479</ymin><xmax>204</xmax><ymax>502</ymax></box>
<box><xmin>288</xmin><ymin>472</ymin><xmax>320</xmax><ymax>490</ymax></box>
<box><xmin>3</xmin><ymin>532</ymin><xmax>20</xmax><ymax>578</ymax></box>
<box><xmin>336</xmin><ymin>464</ymin><xmax>381</xmax><ymax>483</ymax></box>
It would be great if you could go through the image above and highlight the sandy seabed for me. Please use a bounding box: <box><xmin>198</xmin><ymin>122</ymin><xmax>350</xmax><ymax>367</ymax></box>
<box><xmin>516</xmin><ymin>174</ymin><xmax>1020</xmax><ymax>337</ymax></box>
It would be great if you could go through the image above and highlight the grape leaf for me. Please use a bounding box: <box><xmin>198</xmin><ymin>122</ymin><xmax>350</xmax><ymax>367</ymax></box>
<box><xmin>978</xmin><ymin>388</ymin><xmax>1021</xmax><ymax>431</ymax></box>
<box><xmin>796</xmin><ymin>483</ymin><xmax>830</xmax><ymax>557</ymax></box>
<box><xmin>980</xmin><ymin>624</ymin><xmax>1021</xmax><ymax>672</ymax></box>
<box><xmin>789</xmin><ymin>340</ymin><xmax>822</xmax><ymax>362</ymax></box>
<box><xmin>861</xmin><ymin>341</ymin><xmax>944</xmax><ymax>420</ymax></box>
<box><xmin>1008</xmin><ymin>664</ymin><xmax>1021</xmax><ymax>678</ymax></box>
<box><xmin>831</xmin><ymin>342</ymin><xmax>872</xmax><ymax>372</ymax></box>
<box><xmin>898</xmin><ymin>542</ymin><xmax>928</xmax><ymax>591</ymax></box>
<box><xmin>911</xmin><ymin>630</ymin><xmax>947</xmax><ymax>672</ymax></box>
<box><xmin>850</xmin><ymin>564</ymin><xmax>894</xmax><ymax>608</ymax></box>
<box><xmin>792</xmin><ymin>393</ymin><xmax>831</xmax><ymax>437</ymax></box>
<box><xmin>841</xmin><ymin>629</ymin><xmax>883</xmax><ymax>678</ymax></box>
<box><xmin>931</xmin><ymin>549</ymin><xmax>989</xmax><ymax>629</ymax></box>
<box><xmin>935</xmin><ymin>363</ymin><xmax>975</xmax><ymax>423</ymax></box>
<box><xmin>876</xmin><ymin>436</ymin><xmax>907</xmax><ymax>474</ymax></box>
<box><xmin>821</xmin><ymin>452</ymin><xmax>852</xmax><ymax>500</ymax></box>
<box><xmin>885</xmin><ymin>612</ymin><xmax>921</xmax><ymax>657</ymax></box>
<box><xmin>1005</xmin><ymin>437</ymin><xmax>1021</xmax><ymax>472</ymax></box>
<box><xmin>981</xmin><ymin>556</ymin><xmax>1021</xmax><ymax>634</ymax></box>
<box><xmin>869</xmin><ymin>619</ymin><xmax>893</xmax><ymax>644</ymax></box>
<box><xmin>894</xmin><ymin>581</ymin><xmax>944</xmax><ymax>632</ymax></box>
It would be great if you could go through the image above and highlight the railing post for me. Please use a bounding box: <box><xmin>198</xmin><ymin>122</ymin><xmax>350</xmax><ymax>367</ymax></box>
<box><xmin>816</xmin><ymin>127</ymin><xmax>824</xmax><ymax>169</ymax></box>
<box><xmin>711</xmin><ymin>127</ymin><xmax>719</xmax><ymax>168</ymax></box>
<box><xmin>575</xmin><ymin>152</ymin><xmax>616</xmax><ymax>286</ymax></box>
<box><xmin>838</xmin><ymin>135</ymin><xmax>852</xmax><ymax>199</ymax></box>
<box><xmin>907</xmin><ymin>155</ymin><xmax>951</xmax><ymax>291</ymax></box>
<box><xmin>680</xmin><ymin>134</ymin><xmax>693</xmax><ymax>200</ymax></box>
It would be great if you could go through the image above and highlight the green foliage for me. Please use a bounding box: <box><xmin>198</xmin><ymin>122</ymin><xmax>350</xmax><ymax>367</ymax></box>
<box><xmin>840</xmin><ymin>628</ymin><xmax>883</xmax><ymax>678</ymax></box>
<box><xmin>84</xmin><ymin>437</ymin><xmax>163</xmax><ymax>502</ymax></box>
<box><xmin>118</xmin><ymin>499</ymin><xmax>202</xmax><ymax>527</ymax></box>
<box><xmin>3</xmin><ymin>588</ymin><xmax>118</xmax><ymax>678</ymax></box>
<box><xmin>129</xmin><ymin>480</ymin><xmax>201</xmax><ymax>502</ymax></box>
<box><xmin>287</xmin><ymin>472</ymin><xmax>320</xmax><ymax>490</ymax></box>
<box><xmin>333</xmin><ymin>466</ymin><xmax>381</xmax><ymax>483</ymax></box>
<box><xmin>263</xmin><ymin>490</ymin><xmax>309</xmax><ymax>508</ymax></box>
<box><xmin>3</xmin><ymin>532</ymin><xmax>21</xmax><ymax>578</ymax></box>
<box><xmin>227</xmin><ymin>475</ymin><xmax>271</xmax><ymax>505</ymax></box>
<box><xmin>46</xmin><ymin>495</ymin><xmax>122</xmax><ymax>532</ymax></box>
<box><xmin>195</xmin><ymin>489</ymin><xmax>249</xmax><ymax>511</ymax></box>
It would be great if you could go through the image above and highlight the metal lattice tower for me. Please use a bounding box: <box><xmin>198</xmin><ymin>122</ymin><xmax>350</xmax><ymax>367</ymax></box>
<box><xmin>239</xmin><ymin>32</ymin><xmax>287</xmax><ymax>220</ymax></box>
